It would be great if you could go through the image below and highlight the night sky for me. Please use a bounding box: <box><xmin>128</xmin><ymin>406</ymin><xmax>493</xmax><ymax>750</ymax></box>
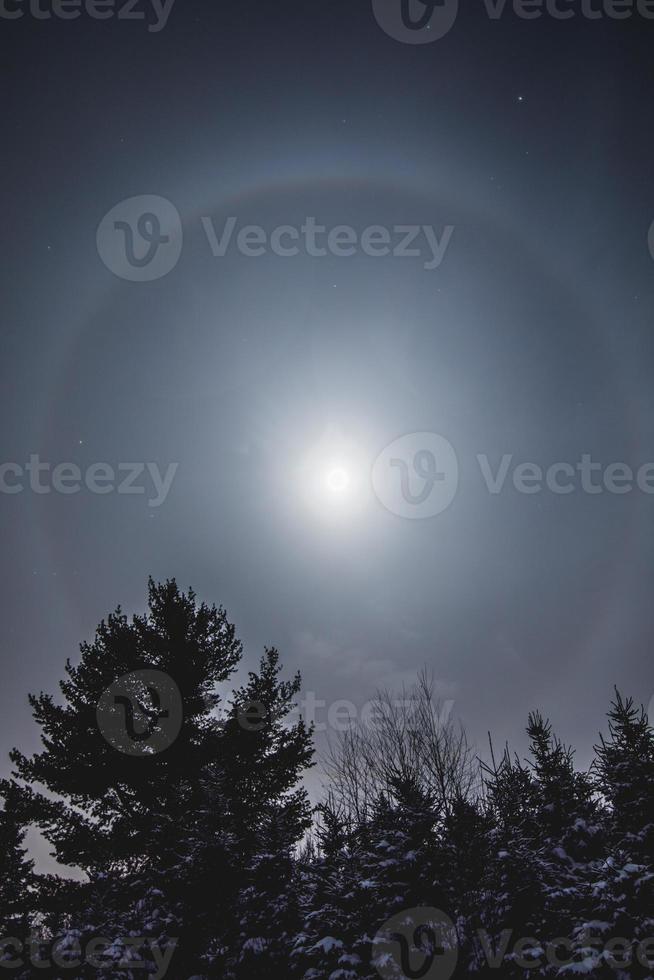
<box><xmin>1</xmin><ymin>0</ymin><xmax>654</xmax><ymax>867</ymax></box>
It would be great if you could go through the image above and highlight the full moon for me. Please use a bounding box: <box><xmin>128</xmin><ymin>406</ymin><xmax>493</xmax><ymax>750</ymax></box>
<box><xmin>296</xmin><ymin>432</ymin><xmax>366</xmax><ymax>522</ymax></box>
<box><xmin>326</xmin><ymin>467</ymin><xmax>350</xmax><ymax>494</ymax></box>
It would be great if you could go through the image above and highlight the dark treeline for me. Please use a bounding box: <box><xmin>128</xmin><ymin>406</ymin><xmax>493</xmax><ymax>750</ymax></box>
<box><xmin>1</xmin><ymin>581</ymin><xmax>653</xmax><ymax>978</ymax></box>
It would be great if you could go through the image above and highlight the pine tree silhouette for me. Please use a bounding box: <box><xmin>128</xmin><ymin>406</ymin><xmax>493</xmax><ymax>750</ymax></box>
<box><xmin>0</xmin><ymin>782</ymin><xmax>35</xmax><ymax>946</ymax></box>
<box><xmin>5</xmin><ymin>579</ymin><xmax>313</xmax><ymax>978</ymax></box>
<box><xmin>4</xmin><ymin>600</ymin><xmax>654</xmax><ymax>980</ymax></box>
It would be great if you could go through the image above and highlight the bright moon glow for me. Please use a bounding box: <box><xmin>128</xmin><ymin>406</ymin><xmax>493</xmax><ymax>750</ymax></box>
<box><xmin>297</xmin><ymin>432</ymin><xmax>367</xmax><ymax>523</ymax></box>
<box><xmin>326</xmin><ymin>467</ymin><xmax>350</xmax><ymax>493</ymax></box>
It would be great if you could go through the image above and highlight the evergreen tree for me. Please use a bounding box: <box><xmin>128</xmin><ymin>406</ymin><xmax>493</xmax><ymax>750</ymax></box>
<box><xmin>475</xmin><ymin>745</ymin><xmax>547</xmax><ymax>976</ymax></box>
<box><xmin>295</xmin><ymin>776</ymin><xmax>448</xmax><ymax>980</ymax></box>
<box><xmin>214</xmin><ymin>650</ymin><xmax>314</xmax><ymax>978</ymax></box>
<box><xmin>5</xmin><ymin>579</ymin><xmax>313</xmax><ymax>977</ymax></box>
<box><xmin>9</xmin><ymin>579</ymin><xmax>242</xmax><ymax>875</ymax></box>
<box><xmin>569</xmin><ymin>691</ymin><xmax>654</xmax><ymax>979</ymax></box>
<box><xmin>228</xmin><ymin>809</ymin><xmax>306</xmax><ymax>979</ymax></box>
<box><xmin>293</xmin><ymin>802</ymin><xmax>369</xmax><ymax>979</ymax></box>
<box><xmin>6</xmin><ymin>615</ymin><xmax>654</xmax><ymax>980</ymax></box>
<box><xmin>441</xmin><ymin>795</ymin><xmax>492</xmax><ymax>976</ymax></box>
<box><xmin>595</xmin><ymin>690</ymin><xmax>654</xmax><ymax>864</ymax></box>
<box><xmin>0</xmin><ymin>782</ymin><xmax>35</xmax><ymax>959</ymax></box>
<box><xmin>475</xmin><ymin>715</ymin><xmax>602</xmax><ymax>977</ymax></box>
